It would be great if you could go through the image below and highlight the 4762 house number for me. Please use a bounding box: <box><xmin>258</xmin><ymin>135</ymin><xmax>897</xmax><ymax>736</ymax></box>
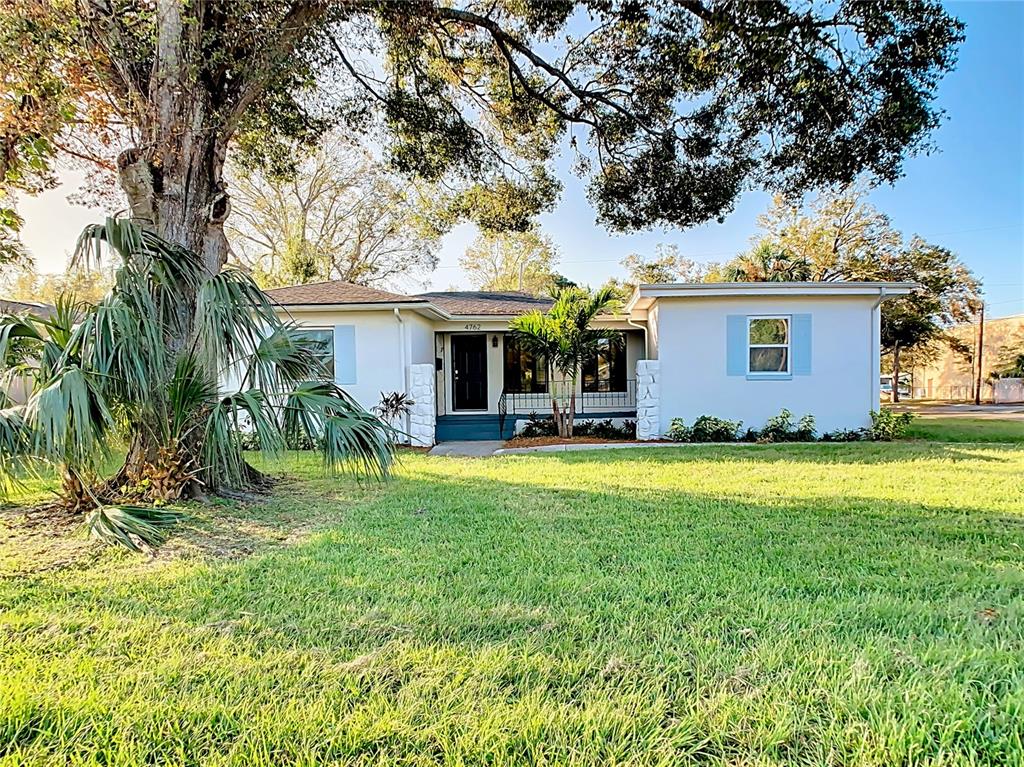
<box><xmin>463</xmin><ymin>323</ymin><xmax>482</xmax><ymax>331</ymax></box>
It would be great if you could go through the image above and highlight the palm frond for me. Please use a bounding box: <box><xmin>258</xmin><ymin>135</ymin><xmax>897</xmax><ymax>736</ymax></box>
<box><xmin>74</xmin><ymin>293</ymin><xmax>163</xmax><ymax>404</ymax></box>
<box><xmin>24</xmin><ymin>364</ymin><xmax>112</xmax><ymax>470</ymax></box>
<box><xmin>194</xmin><ymin>268</ymin><xmax>279</xmax><ymax>373</ymax></box>
<box><xmin>74</xmin><ymin>218</ymin><xmax>204</xmax><ymax>290</ymax></box>
<box><xmin>85</xmin><ymin>505</ymin><xmax>184</xmax><ymax>552</ymax></box>
<box><xmin>283</xmin><ymin>381</ymin><xmax>394</xmax><ymax>478</ymax></box>
<box><xmin>245</xmin><ymin>322</ymin><xmax>325</xmax><ymax>393</ymax></box>
<box><xmin>0</xmin><ymin>405</ymin><xmax>33</xmax><ymax>496</ymax></box>
<box><xmin>168</xmin><ymin>353</ymin><xmax>219</xmax><ymax>440</ymax></box>
<box><xmin>203</xmin><ymin>389</ymin><xmax>285</xmax><ymax>489</ymax></box>
<box><xmin>0</xmin><ymin>312</ymin><xmax>44</xmax><ymax>368</ymax></box>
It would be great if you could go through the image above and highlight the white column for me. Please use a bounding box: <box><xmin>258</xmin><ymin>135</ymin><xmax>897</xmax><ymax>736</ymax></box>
<box><xmin>635</xmin><ymin>359</ymin><xmax>661</xmax><ymax>440</ymax></box>
<box><xmin>406</xmin><ymin>363</ymin><xmax>436</xmax><ymax>447</ymax></box>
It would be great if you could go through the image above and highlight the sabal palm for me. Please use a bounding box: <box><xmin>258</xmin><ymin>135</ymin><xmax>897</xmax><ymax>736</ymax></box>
<box><xmin>510</xmin><ymin>286</ymin><xmax>618</xmax><ymax>438</ymax></box>
<box><xmin>0</xmin><ymin>219</ymin><xmax>393</xmax><ymax>546</ymax></box>
<box><xmin>726</xmin><ymin>244</ymin><xmax>812</xmax><ymax>282</ymax></box>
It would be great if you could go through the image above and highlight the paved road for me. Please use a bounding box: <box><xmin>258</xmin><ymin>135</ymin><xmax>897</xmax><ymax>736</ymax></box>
<box><xmin>889</xmin><ymin>403</ymin><xmax>1024</xmax><ymax>420</ymax></box>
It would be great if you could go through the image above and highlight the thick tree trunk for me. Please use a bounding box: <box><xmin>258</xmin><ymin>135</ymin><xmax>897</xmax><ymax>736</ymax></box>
<box><xmin>114</xmin><ymin>49</ymin><xmax>232</xmax><ymax>497</ymax></box>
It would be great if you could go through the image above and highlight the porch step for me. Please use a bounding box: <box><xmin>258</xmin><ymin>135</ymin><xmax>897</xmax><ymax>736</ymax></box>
<box><xmin>436</xmin><ymin>414</ymin><xmax>515</xmax><ymax>442</ymax></box>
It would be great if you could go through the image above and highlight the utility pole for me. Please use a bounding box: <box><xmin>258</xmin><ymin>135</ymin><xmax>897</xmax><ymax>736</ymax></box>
<box><xmin>974</xmin><ymin>302</ymin><xmax>985</xmax><ymax>405</ymax></box>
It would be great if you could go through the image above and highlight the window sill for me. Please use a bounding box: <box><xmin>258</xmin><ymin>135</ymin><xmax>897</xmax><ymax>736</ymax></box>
<box><xmin>746</xmin><ymin>373</ymin><xmax>792</xmax><ymax>381</ymax></box>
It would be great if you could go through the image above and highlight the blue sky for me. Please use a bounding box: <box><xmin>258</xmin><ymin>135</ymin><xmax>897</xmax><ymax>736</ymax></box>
<box><xmin>18</xmin><ymin>1</ymin><xmax>1024</xmax><ymax>316</ymax></box>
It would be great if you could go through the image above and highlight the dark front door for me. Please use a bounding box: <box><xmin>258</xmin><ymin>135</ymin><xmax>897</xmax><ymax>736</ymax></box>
<box><xmin>452</xmin><ymin>334</ymin><xmax>488</xmax><ymax>410</ymax></box>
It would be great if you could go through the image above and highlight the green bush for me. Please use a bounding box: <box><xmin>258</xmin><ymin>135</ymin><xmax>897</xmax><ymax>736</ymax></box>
<box><xmin>668</xmin><ymin>415</ymin><xmax>742</xmax><ymax>443</ymax></box>
<box><xmin>666</xmin><ymin>418</ymin><xmax>692</xmax><ymax>442</ymax></box>
<box><xmin>518</xmin><ymin>414</ymin><xmax>635</xmax><ymax>440</ymax></box>
<box><xmin>868</xmin><ymin>409</ymin><xmax>915</xmax><ymax>441</ymax></box>
<box><xmin>820</xmin><ymin>427</ymin><xmax>869</xmax><ymax>442</ymax></box>
<box><xmin>744</xmin><ymin>409</ymin><xmax>816</xmax><ymax>443</ymax></box>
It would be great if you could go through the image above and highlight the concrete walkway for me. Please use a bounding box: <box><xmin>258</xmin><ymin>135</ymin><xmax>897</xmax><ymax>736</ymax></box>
<box><xmin>428</xmin><ymin>440</ymin><xmax>504</xmax><ymax>457</ymax></box>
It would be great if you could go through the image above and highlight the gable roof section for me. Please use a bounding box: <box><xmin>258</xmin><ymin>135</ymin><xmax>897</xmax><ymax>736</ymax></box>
<box><xmin>414</xmin><ymin>291</ymin><xmax>553</xmax><ymax>316</ymax></box>
<box><xmin>264</xmin><ymin>280</ymin><xmax>424</xmax><ymax>307</ymax></box>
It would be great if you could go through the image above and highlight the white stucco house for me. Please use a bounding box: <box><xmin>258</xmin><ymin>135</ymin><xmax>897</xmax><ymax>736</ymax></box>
<box><xmin>265</xmin><ymin>280</ymin><xmax>915</xmax><ymax>444</ymax></box>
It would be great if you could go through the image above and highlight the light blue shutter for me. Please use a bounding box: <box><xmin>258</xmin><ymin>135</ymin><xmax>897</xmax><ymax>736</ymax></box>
<box><xmin>726</xmin><ymin>315</ymin><xmax>746</xmax><ymax>376</ymax></box>
<box><xmin>791</xmin><ymin>313</ymin><xmax>812</xmax><ymax>376</ymax></box>
<box><xmin>334</xmin><ymin>325</ymin><xmax>356</xmax><ymax>385</ymax></box>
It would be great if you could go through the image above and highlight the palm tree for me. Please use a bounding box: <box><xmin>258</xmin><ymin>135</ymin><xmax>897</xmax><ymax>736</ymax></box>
<box><xmin>725</xmin><ymin>242</ymin><xmax>812</xmax><ymax>282</ymax></box>
<box><xmin>0</xmin><ymin>218</ymin><xmax>394</xmax><ymax>549</ymax></box>
<box><xmin>510</xmin><ymin>286</ymin><xmax>618</xmax><ymax>438</ymax></box>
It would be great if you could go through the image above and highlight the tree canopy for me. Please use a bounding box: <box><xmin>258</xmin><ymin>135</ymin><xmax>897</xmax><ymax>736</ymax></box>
<box><xmin>459</xmin><ymin>228</ymin><xmax>558</xmax><ymax>296</ymax></box>
<box><xmin>1</xmin><ymin>0</ymin><xmax>965</xmax><ymax>266</ymax></box>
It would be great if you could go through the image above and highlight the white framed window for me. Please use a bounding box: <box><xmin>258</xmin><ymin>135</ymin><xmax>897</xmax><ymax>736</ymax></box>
<box><xmin>293</xmin><ymin>327</ymin><xmax>335</xmax><ymax>380</ymax></box>
<box><xmin>747</xmin><ymin>316</ymin><xmax>790</xmax><ymax>375</ymax></box>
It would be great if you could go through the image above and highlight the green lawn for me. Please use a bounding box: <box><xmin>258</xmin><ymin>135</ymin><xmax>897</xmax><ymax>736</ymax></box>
<box><xmin>2</xmin><ymin>443</ymin><xmax>1023</xmax><ymax>766</ymax></box>
<box><xmin>903</xmin><ymin>415</ymin><xmax>1024</xmax><ymax>443</ymax></box>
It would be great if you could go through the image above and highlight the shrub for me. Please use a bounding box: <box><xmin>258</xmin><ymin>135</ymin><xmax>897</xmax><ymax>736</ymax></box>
<box><xmin>517</xmin><ymin>414</ymin><xmax>635</xmax><ymax>440</ymax></box>
<box><xmin>519</xmin><ymin>413</ymin><xmax>558</xmax><ymax>438</ymax></box>
<box><xmin>669</xmin><ymin>415</ymin><xmax>743</xmax><ymax>443</ymax></box>
<box><xmin>666</xmin><ymin>418</ymin><xmax>692</xmax><ymax>442</ymax></box>
<box><xmin>574</xmin><ymin>418</ymin><xmax>636</xmax><ymax>440</ymax></box>
<box><xmin>745</xmin><ymin>409</ymin><xmax>817</xmax><ymax>443</ymax></box>
<box><xmin>821</xmin><ymin>427</ymin><xmax>869</xmax><ymax>442</ymax></box>
<box><xmin>868</xmin><ymin>409</ymin><xmax>914</xmax><ymax>441</ymax></box>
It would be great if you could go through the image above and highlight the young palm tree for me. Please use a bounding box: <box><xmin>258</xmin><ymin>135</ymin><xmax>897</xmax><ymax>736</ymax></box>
<box><xmin>0</xmin><ymin>219</ymin><xmax>394</xmax><ymax>549</ymax></box>
<box><xmin>510</xmin><ymin>286</ymin><xmax>618</xmax><ymax>438</ymax></box>
<box><xmin>725</xmin><ymin>243</ymin><xmax>813</xmax><ymax>282</ymax></box>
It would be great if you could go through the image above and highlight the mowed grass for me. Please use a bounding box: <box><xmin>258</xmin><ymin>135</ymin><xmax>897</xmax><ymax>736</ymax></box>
<box><xmin>904</xmin><ymin>415</ymin><xmax>1024</xmax><ymax>443</ymax></box>
<box><xmin>1</xmin><ymin>443</ymin><xmax>1023</xmax><ymax>766</ymax></box>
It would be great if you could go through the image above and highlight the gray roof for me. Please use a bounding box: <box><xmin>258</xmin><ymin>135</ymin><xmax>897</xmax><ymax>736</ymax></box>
<box><xmin>414</xmin><ymin>291</ymin><xmax>553</xmax><ymax>316</ymax></box>
<box><xmin>0</xmin><ymin>299</ymin><xmax>54</xmax><ymax>318</ymax></box>
<box><xmin>264</xmin><ymin>281</ymin><xmax>424</xmax><ymax>306</ymax></box>
<box><xmin>265</xmin><ymin>279</ymin><xmax>554</xmax><ymax>317</ymax></box>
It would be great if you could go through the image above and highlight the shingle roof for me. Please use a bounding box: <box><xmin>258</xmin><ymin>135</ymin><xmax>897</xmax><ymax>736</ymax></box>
<box><xmin>264</xmin><ymin>280</ymin><xmax>424</xmax><ymax>306</ymax></box>
<box><xmin>0</xmin><ymin>299</ymin><xmax>54</xmax><ymax>318</ymax></box>
<box><xmin>265</xmin><ymin>279</ymin><xmax>555</xmax><ymax>316</ymax></box>
<box><xmin>414</xmin><ymin>291</ymin><xmax>553</xmax><ymax>316</ymax></box>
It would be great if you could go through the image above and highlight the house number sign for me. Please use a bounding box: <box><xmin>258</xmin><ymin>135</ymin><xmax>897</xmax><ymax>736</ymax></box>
<box><xmin>464</xmin><ymin>323</ymin><xmax>482</xmax><ymax>330</ymax></box>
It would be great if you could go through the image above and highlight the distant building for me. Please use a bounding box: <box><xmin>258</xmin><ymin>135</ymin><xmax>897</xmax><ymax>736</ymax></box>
<box><xmin>907</xmin><ymin>314</ymin><xmax>1024</xmax><ymax>401</ymax></box>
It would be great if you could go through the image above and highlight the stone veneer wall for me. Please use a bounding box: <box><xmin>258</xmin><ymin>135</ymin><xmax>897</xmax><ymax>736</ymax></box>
<box><xmin>635</xmin><ymin>359</ymin><xmax>661</xmax><ymax>440</ymax></box>
<box><xmin>406</xmin><ymin>363</ymin><xmax>436</xmax><ymax>447</ymax></box>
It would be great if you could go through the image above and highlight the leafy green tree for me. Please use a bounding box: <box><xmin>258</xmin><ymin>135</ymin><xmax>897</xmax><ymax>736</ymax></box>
<box><xmin>0</xmin><ymin>220</ymin><xmax>394</xmax><ymax>539</ymax></box>
<box><xmin>459</xmin><ymin>229</ymin><xmax>558</xmax><ymax>295</ymax></box>
<box><xmin>992</xmin><ymin>332</ymin><xmax>1024</xmax><ymax>379</ymax></box>
<box><xmin>602</xmin><ymin>244</ymin><xmax>707</xmax><ymax>301</ymax></box>
<box><xmin>854</xmin><ymin>237</ymin><xmax>981</xmax><ymax>402</ymax></box>
<box><xmin>753</xmin><ymin>187</ymin><xmax>903</xmax><ymax>280</ymax></box>
<box><xmin>509</xmin><ymin>286</ymin><xmax>618</xmax><ymax>438</ymax></box>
